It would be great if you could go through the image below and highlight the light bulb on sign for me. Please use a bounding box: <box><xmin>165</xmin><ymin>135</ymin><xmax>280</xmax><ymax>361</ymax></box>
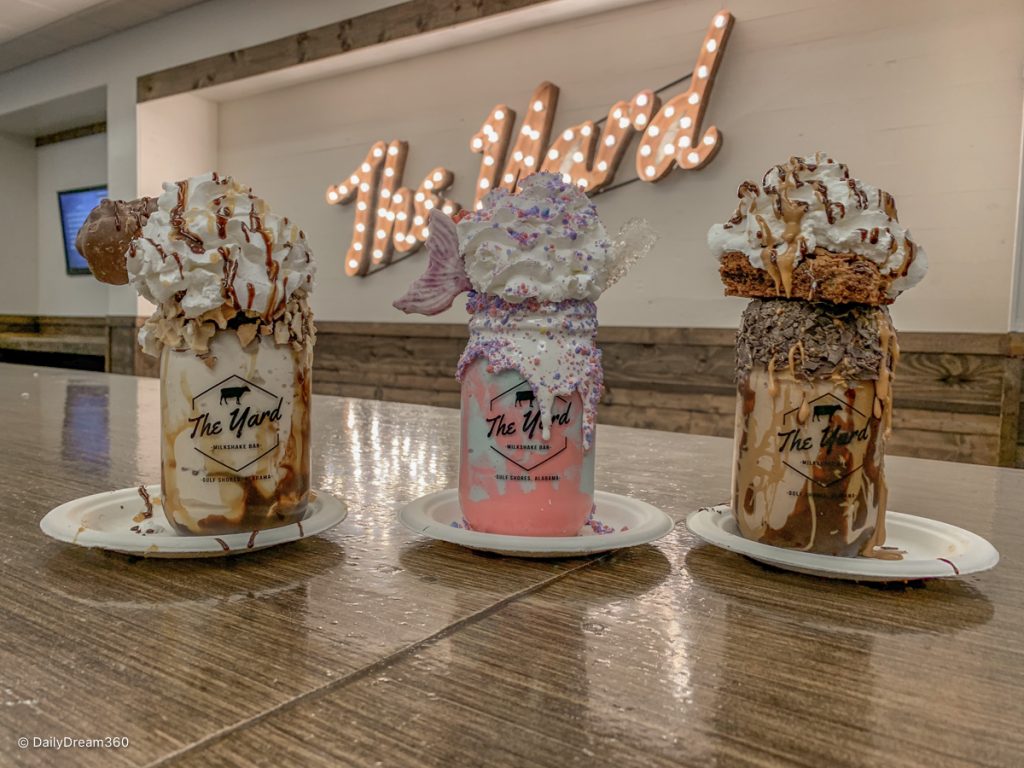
<box><xmin>328</xmin><ymin>139</ymin><xmax>396</xmax><ymax>276</ymax></box>
<box><xmin>634</xmin><ymin>10</ymin><xmax>733</xmax><ymax>180</ymax></box>
<box><xmin>328</xmin><ymin>9</ymin><xmax>735</xmax><ymax>278</ymax></box>
<box><xmin>493</xmin><ymin>81</ymin><xmax>559</xmax><ymax>198</ymax></box>
<box><xmin>470</xmin><ymin>103</ymin><xmax>513</xmax><ymax>204</ymax></box>
<box><xmin>545</xmin><ymin>90</ymin><xmax>658</xmax><ymax>193</ymax></box>
<box><xmin>403</xmin><ymin>166</ymin><xmax>457</xmax><ymax>255</ymax></box>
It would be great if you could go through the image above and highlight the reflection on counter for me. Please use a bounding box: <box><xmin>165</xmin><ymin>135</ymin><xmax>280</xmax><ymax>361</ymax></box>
<box><xmin>62</xmin><ymin>382</ymin><xmax>109</xmax><ymax>472</ymax></box>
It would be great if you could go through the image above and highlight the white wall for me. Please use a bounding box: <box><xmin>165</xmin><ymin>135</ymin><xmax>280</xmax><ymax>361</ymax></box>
<box><xmin>137</xmin><ymin>92</ymin><xmax>219</xmax><ymax>198</ymax></box>
<box><xmin>215</xmin><ymin>0</ymin><xmax>1024</xmax><ymax>332</ymax></box>
<box><xmin>0</xmin><ymin>133</ymin><xmax>38</xmax><ymax>314</ymax></box>
<box><xmin>35</xmin><ymin>133</ymin><xmax>109</xmax><ymax>316</ymax></box>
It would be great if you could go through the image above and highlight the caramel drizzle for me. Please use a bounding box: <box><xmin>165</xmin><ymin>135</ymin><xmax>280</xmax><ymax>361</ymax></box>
<box><xmin>754</xmin><ymin>215</ymin><xmax>782</xmax><ymax>293</ymax></box>
<box><xmin>861</xmin><ymin>311</ymin><xmax>902</xmax><ymax>560</ymax></box>
<box><xmin>777</xmin><ymin>180</ymin><xmax>807</xmax><ymax>298</ymax></box>
<box><xmin>895</xmin><ymin>236</ymin><xmax>917</xmax><ymax>279</ymax></box>
<box><xmin>879</xmin><ymin>189</ymin><xmax>898</xmax><ymax>220</ymax></box>
<box><xmin>787</xmin><ymin>340</ymin><xmax>806</xmax><ymax>376</ymax></box>
<box><xmin>873</xmin><ymin>311</ymin><xmax>900</xmax><ymax>440</ymax></box>
<box><xmin>170</xmin><ymin>180</ymin><xmax>206</xmax><ymax>254</ymax></box>
<box><xmin>797</xmin><ymin>392</ymin><xmax>810</xmax><ymax>425</ymax></box>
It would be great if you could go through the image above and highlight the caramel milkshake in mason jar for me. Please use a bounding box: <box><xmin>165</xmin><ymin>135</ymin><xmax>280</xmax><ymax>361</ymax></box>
<box><xmin>708</xmin><ymin>154</ymin><xmax>927</xmax><ymax>557</ymax></box>
<box><xmin>395</xmin><ymin>173</ymin><xmax>653</xmax><ymax>536</ymax></box>
<box><xmin>78</xmin><ymin>173</ymin><xmax>316</xmax><ymax>534</ymax></box>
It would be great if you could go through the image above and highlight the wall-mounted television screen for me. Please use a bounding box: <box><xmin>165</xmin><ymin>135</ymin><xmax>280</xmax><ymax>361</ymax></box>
<box><xmin>58</xmin><ymin>185</ymin><xmax>108</xmax><ymax>275</ymax></box>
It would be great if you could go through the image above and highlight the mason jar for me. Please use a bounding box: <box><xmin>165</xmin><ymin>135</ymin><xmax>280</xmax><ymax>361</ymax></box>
<box><xmin>159</xmin><ymin>330</ymin><xmax>311</xmax><ymax>534</ymax></box>
<box><xmin>458</xmin><ymin>298</ymin><xmax>599</xmax><ymax>536</ymax></box>
<box><xmin>732</xmin><ymin>367</ymin><xmax>886</xmax><ymax>556</ymax></box>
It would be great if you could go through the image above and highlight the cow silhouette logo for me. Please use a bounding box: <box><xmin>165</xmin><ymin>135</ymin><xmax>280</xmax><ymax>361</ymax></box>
<box><xmin>515</xmin><ymin>390</ymin><xmax>536</xmax><ymax>408</ymax></box>
<box><xmin>812</xmin><ymin>403</ymin><xmax>842</xmax><ymax>421</ymax></box>
<box><xmin>219</xmin><ymin>385</ymin><xmax>250</xmax><ymax>405</ymax></box>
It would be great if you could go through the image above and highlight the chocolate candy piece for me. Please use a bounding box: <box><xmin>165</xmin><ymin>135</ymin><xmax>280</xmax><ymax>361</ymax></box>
<box><xmin>75</xmin><ymin>197</ymin><xmax>157</xmax><ymax>285</ymax></box>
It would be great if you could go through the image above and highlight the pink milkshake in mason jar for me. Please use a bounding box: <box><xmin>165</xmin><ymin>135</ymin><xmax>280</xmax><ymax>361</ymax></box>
<box><xmin>395</xmin><ymin>173</ymin><xmax>653</xmax><ymax>536</ymax></box>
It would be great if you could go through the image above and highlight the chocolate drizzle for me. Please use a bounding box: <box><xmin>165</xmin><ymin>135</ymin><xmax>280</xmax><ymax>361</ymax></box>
<box><xmin>170</xmin><ymin>180</ymin><xmax>207</xmax><ymax>254</ymax></box>
<box><xmin>248</xmin><ymin>202</ymin><xmax>279</xmax><ymax>318</ymax></box>
<box><xmin>146</xmin><ymin>237</ymin><xmax>184</xmax><ymax>279</ymax></box>
<box><xmin>219</xmin><ymin>246</ymin><xmax>239</xmax><ymax>306</ymax></box>
<box><xmin>134</xmin><ymin>485</ymin><xmax>154</xmax><ymax>523</ymax></box>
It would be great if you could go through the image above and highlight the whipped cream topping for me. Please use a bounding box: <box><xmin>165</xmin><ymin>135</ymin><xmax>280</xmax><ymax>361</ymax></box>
<box><xmin>458</xmin><ymin>173</ymin><xmax>617</xmax><ymax>303</ymax></box>
<box><xmin>457</xmin><ymin>294</ymin><xmax>603</xmax><ymax>450</ymax></box>
<box><xmin>707</xmin><ymin>154</ymin><xmax>927</xmax><ymax>297</ymax></box>
<box><xmin>128</xmin><ymin>173</ymin><xmax>315</xmax><ymax>319</ymax></box>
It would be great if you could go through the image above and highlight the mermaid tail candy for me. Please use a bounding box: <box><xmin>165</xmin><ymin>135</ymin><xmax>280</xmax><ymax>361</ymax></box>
<box><xmin>392</xmin><ymin>211</ymin><xmax>471</xmax><ymax>316</ymax></box>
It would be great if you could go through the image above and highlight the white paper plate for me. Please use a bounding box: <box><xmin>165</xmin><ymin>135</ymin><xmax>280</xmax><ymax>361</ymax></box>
<box><xmin>686</xmin><ymin>505</ymin><xmax>999</xmax><ymax>581</ymax></box>
<box><xmin>397</xmin><ymin>488</ymin><xmax>674</xmax><ymax>558</ymax></box>
<box><xmin>40</xmin><ymin>485</ymin><xmax>347</xmax><ymax>558</ymax></box>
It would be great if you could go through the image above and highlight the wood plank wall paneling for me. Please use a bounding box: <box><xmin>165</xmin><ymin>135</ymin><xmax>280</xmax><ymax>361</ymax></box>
<box><xmin>136</xmin><ymin>0</ymin><xmax>554</xmax><ymax>102</ymax></box>
<box><xmin>308</xmin><ymin>323</ymin><xmax>1023</xmax><ymax>467</ymax></box>
<box><xmin>0</xmin><ymin>314</ymin><xmax>111</xmax><ymax>369</ymax></box>
<box><xmin>2</xmin><ymin>316</ymin><xmax>1022</xmax><ymax>468</ymax></box>
<box><xmin>34</xmin><ymin>121</ymin><xmax>106</xmax><ymax>147</ymax></box>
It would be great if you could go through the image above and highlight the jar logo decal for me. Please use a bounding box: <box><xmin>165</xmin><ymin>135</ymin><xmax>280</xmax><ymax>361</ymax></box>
<box><xmin>485</xmin><ymin>379</ymin><xmax>574</xmax><ymax>474</ymax></box>
<box><xmin>189</xmin><ymin>374</ymin><xmax>283</xmax><ymax>473</ymax></box>
<box><xmin>777</xmin><ymin>393</ymin><xmax>871</xmax><ymax>487</ymax></box>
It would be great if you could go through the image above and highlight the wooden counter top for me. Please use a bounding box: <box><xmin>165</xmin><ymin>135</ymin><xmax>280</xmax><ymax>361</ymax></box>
<box><xmin>1</xmin><ymin>363</ymin><xmax>1020</xmax><ymax>767</ymax></box>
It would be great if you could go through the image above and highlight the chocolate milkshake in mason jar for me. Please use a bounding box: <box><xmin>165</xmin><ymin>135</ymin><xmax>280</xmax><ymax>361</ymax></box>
<box><xmin>395</xmin><ymin>173</ymin><xmax>653</xmax><ymax>536</ymax></box>
<box><xmin>707</xmin><ymin>154</ymin><xmax>927</xmax><ymax>557</ymax></box>
<box><xmin>79</xmin><ymin>173</ymin><xmax>316</xmax><ymax>535</ymax></box>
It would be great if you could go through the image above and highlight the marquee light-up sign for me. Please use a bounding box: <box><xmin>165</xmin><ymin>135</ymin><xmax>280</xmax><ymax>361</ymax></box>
<box><xmin>326</xmin><ymin>9</ymin><xmax>734</xmax><ymax>277</ymax></box>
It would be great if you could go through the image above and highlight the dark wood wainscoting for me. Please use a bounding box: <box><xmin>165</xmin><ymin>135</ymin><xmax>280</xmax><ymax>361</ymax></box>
<box><xmin>308</xmin><ymin>322</ymin><xmax>1024</xmax><ymax>468</ymax></box>
<box><xmin>3</xmin><ymin>315</ymin><xmax>1022</xmax><ymax>468</ymax></box>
